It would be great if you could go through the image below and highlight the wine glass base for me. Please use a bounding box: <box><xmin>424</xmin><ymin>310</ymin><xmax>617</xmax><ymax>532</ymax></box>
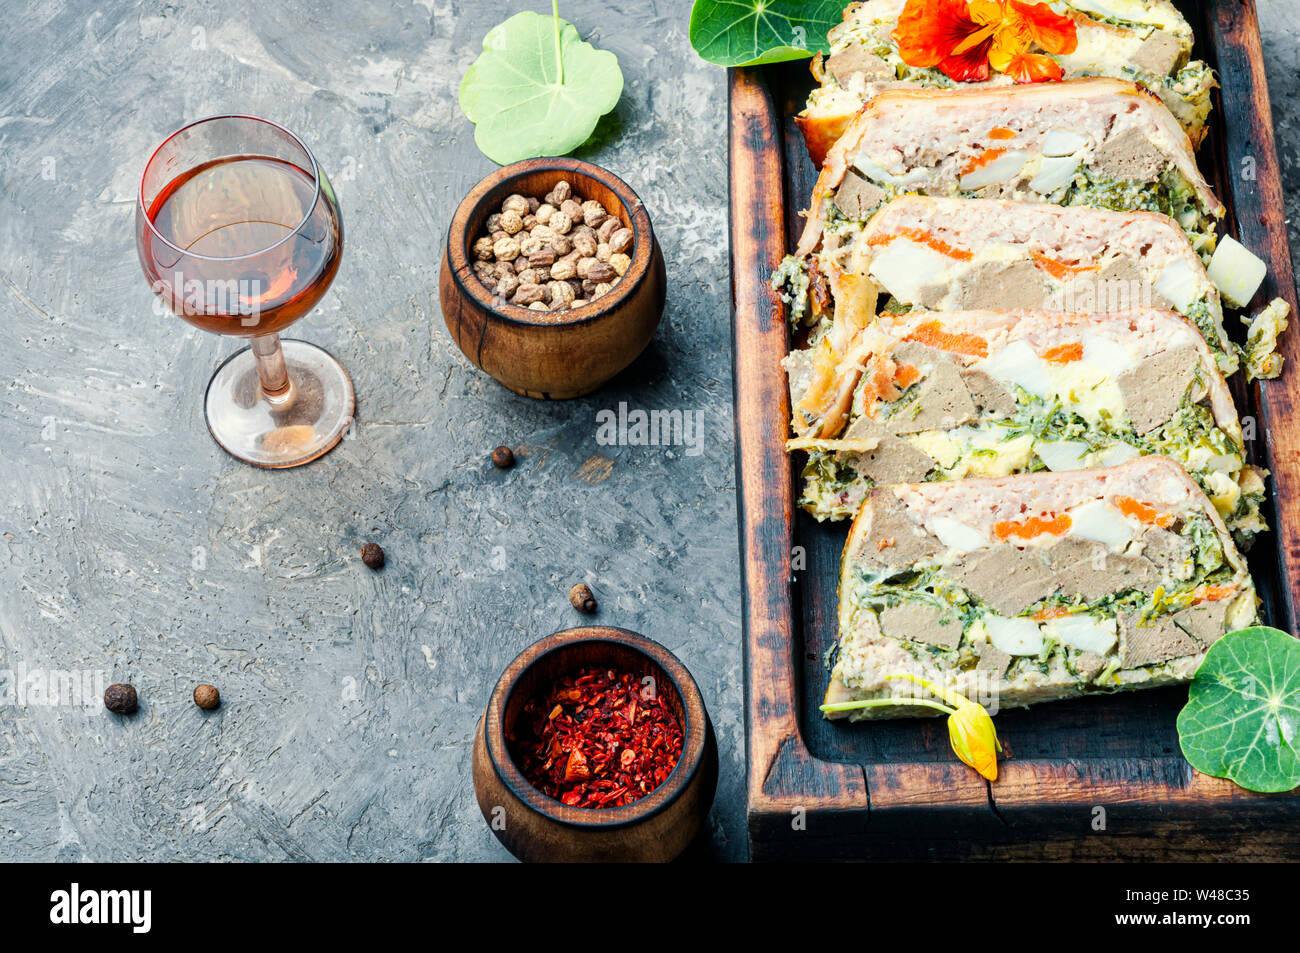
<box><xmin>204</xmin><ymin>339</ymin><xmax>354</xmax><ymax>469</ymax></box>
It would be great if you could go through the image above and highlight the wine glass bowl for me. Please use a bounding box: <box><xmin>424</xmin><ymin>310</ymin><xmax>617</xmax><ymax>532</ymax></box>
<box><xmin>136</xmin><ymin>115</ymin><xmax>353</xmax><ymax>468</ymax></box>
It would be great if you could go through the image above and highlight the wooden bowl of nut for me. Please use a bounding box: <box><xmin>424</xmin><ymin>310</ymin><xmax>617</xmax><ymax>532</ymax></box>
<box><xmin>472</xmin><ymin>626</ymin><xmax>717</xmax><ymax>863</ymax></box>
<box><xmin>440</xmin><ymin>158</ymin><xmax>667</xmax><ymax>399</ymax></box>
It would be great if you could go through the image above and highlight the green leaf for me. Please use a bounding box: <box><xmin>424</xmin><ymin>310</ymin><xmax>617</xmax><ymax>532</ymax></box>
<box><xmin>459</xmin><ymin>8</ymin><xmax>623</xmax><ymax>166</ymax></box>
<box><xmin>688</xmin><ymin>0</ymin><xmax>845</xmax><ymax>68</ymax></box>
<box><xmin>1177</xmin><ymin>626</ymin><xmax>1300</xmax><ymax>793</ymax></box>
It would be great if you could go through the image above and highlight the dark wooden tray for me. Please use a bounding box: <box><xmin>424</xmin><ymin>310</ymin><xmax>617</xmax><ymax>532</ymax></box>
<box><xmin>730</xmin><ymin>0</ymin><xmax>1300</xmax><ymax>860</ymax></box>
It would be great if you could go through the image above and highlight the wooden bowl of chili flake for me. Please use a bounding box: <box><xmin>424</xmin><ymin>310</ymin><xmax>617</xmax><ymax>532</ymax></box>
<box><xmin>473</xmin><ymin>626</ymin><xmax>717</xmax><ymax>863</ymax></box>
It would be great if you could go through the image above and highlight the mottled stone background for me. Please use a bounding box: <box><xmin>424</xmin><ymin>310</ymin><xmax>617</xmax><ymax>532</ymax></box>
<box><xmin>0</xmin><ymin>1</ymin><xmax>1297</xmax><ymax>862</ymax></box>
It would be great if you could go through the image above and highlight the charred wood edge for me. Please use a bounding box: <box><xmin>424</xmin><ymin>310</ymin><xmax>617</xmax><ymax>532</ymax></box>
<box><xmin>729</xmin><ymin>66</ymin><xmax>871</xmax><ymax>858</ymax></box>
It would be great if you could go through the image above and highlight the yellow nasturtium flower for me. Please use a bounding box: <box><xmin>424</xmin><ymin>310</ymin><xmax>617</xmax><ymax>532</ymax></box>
<box><xmin>947</xmin><ymin>699</ymin><xmax>1002</xmax><ymax>781</ymax></box>
<box><xmin>820</xmin><ymin>672</ymin><xmax>1002</xmax><ymax>781</ymax></box>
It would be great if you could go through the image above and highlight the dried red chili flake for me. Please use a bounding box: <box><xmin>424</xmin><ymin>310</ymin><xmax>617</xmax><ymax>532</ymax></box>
<box><xmin>508</xmin><ymin>666</ymin><xmax>684</xmax><ymax>809</ymax></box>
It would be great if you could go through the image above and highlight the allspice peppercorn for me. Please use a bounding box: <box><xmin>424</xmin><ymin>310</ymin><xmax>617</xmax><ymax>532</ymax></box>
<box><xmin>492</xmin><ymin>445</ymin><xmax>516</xmax><ymax>469</ymax></box>
<box><xmin>194</xmin><ymin>684</ymin><xmax>220</xmax><ymax>710</ymax></box>
<box><xmin>361</xmin><ymin>542</ymin><xmax>385</xmax><ymax>570</ymax></box>
<box><xmin>569</xmin><ymin>583</ymin><xmax>598</xmax><ymax>613</ymax></box>
<box><xmin>104</xmin><ymin>683</ymin><xmax>138</xmax><ymax>714</ymax></box>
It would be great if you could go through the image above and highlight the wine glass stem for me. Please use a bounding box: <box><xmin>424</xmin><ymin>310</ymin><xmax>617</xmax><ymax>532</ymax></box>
<box><xmin>251</xmin><ymin>333</ymin><xmax>292</xmax><ymax>402</ymax></box>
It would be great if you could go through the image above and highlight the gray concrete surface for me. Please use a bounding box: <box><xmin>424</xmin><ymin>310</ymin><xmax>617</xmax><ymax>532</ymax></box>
<box><xmin>2</xmin><ymin>1</ymin><xmax>1299</xmax><ymax>863</ymax></box>
<box><xmin>0</xmin><ymin>0</ymin><xmax>736</xmax><ymax>862</ymax></box>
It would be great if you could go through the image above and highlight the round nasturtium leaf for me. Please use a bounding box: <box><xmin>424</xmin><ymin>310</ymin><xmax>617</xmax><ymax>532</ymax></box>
<box><xmin>458</xmin><ymin>10</ymin><xmax>623</xmax><ymax>166</ymax></box>
<box><xmin>1177</xmin><ymin>626</ymin><xmax>1300</xmax><ymax>793</ymax></box>
<box><xmin>688</xmin><ymin>0</ymin><xmax>846</xmax><ymax>68</ymax></box>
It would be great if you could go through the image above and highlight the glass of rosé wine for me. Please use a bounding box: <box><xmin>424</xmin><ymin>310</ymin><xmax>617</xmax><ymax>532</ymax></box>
<box><xmin>136</xmin><ymin>115</ymin><xmax>352</xmax><ymax>468</ymax></box>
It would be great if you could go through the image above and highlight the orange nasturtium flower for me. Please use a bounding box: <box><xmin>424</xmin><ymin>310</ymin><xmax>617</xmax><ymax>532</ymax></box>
<box><xmin>893</xmin><ymin>0</ymin><xmax>1079</xmax><ymax>84</ymax></box>
<box><xmin>820</xmin><ymin>673</ymin><xmax>1002</xmax><ymax>781</ymax></box>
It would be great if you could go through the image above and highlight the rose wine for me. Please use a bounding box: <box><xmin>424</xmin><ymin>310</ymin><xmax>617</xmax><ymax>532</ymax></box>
<box><xmin>141</xmin><ymin>155</ymin><xmax>342</xmax><ymax>337</ymax></box>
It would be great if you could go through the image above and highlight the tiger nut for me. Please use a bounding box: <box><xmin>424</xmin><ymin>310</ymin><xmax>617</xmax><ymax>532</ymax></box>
<box><xmin>194</xmin><ymin>684</ymin><xmax>220</xmax><ymax>710</ymax></box>
<box><xmin>593</xmin><ymin>281</ymin><xmax>614</xmax><ymax>297</ymax></box>
<box><xmin>361</xmin><ymin>542</ymin><xmax>385</xmax><ymax>569</ymax></box>
<box><xmin>493</xmin><ymin>236</ymin><xmax>520</xmax><ymax>261</ymax></box>
<box><xmin>609</xmin><ymin>228</ymin><xmax>633</xmax><ymax>254</ymax></box>
<box><xmin>470</xmin><ymin>182</ymin><xmax>634</xmax><ymax>313</ymax></box>
<box><xmin>494</xmin><ymin>274</ymin><xmax>520</xmax><ymax>298</ymax></box>
<box><xmin>547</xmin><ymin>280</ymin><xmax>576</xmax><ymax>307</ymax></box>
<box><xmin>581</xmin><ymin>200</ymin><xmax>606</xmax><ymax>227</ymax></box>
<box><xmin>587</xmin><ymin>261</ymin><xmax>617</xmax><ymax>283</ymax></box>
<box><xmin>550</xmin><ymin>255</ymin><xmax>577</xmax><ymax>281</ymax></box>
<box><xmin>513</xmin><ymin>282</ymin><xmax>546</xmax><ymax>305</ymax></box>
<box><xmin>596</xmin><ymin>217</ymin><xmax>620</xmax><ymax>243</ymax></box>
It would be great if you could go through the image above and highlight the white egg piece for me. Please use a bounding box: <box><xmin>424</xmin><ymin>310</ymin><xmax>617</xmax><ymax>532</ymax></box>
<box><xmin>974</xmin><ymin>340</ymin><xmax>1052</xmax><ymax>397</ymax></box>
<box><xmin>868</xmin><ymin>238</ymin><xmax>951</xmax><ymax>303</ymax></box>
<box><xmin>984</xmin><ymin>616</ymin><xmax>1045</xmax><ymax>657</ymax></box>
<box><xmin>1036</xmin><ymin>440</ymin><xmax>1092</xmax><ymax>472</ymax></box>
<box><xmin>1043</xmin><ymin>615</ymin><xmax>1118</xmax><ymax>654</ymax></box>
<box><xmin>960</xmin><ymin>150</ymin><xmax>1031</xmax><ymax>190</ymax></box>
<box><xmin>928</xmin><ymin>516</ymin><xmax>988</xmax><ymax>553</ymax></box>
<box><xmin>1066</xmin><ymin>499</ymin><xmax>1135</xmax><ymax>549</ymax></box>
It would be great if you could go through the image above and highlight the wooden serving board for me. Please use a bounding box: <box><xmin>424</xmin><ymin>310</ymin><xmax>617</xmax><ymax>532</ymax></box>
<box><xmin>730</xmin><ymin>0</ymin><xmax>1300</xmax><ymax>861</ymax></box>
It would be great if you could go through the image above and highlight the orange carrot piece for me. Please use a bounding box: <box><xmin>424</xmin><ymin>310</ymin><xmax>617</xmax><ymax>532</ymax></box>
<box><xmin>1115</xmin><ymin>496</ymin><xmax>1175</xmax><ymax>528</ymax></box>
<box><xmin>870</xmin><ymin>354</ymin><xmax>901</xmax><ymax>402</ymax></box>
<box><xmin>904</xmin><ymin>320</ymin><xmax>989</xmax><ymax>359</ymax></box>
<box><xmin>993</xmin><ymin>512</ymin><xmax>1072</xmax><ymax>541</ymax></box>
<box><xmin>1042</xmin><ymin>342</ymin><xmax>1083</xmax><ymax>365</ymax></box>
<box><xmin>962</xmin><ymin>148</ymin><xmax>1007</xmax><ymax>175</ymax></box>
<box><xmin>893</xmin><ymin>362</ymin><xmax>921</xmax><ymax>389</ymax></box>
<box><xmin>866</xmin><ymin>228</ymin><xmax>973</xmax><ymax>262</ymax></box>
<box><xmin>1033</xmin><ymin>605</ymin><xmax>1071</xmax><ymax>621</ymax></box>
<box><xmin>1030</xmin><ymin>250</ymin><xmax>1097</xmax><ymax>281</ymax></box>
<box><xmin>989</xmin><ymin>127</ymin><xmax>1017</xmax><ymax>140</ymax></box>
<box><xmin>1193</xmin><ymin>585</ymin><xmax>1236</xmax><ymax>603</ymax></box>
